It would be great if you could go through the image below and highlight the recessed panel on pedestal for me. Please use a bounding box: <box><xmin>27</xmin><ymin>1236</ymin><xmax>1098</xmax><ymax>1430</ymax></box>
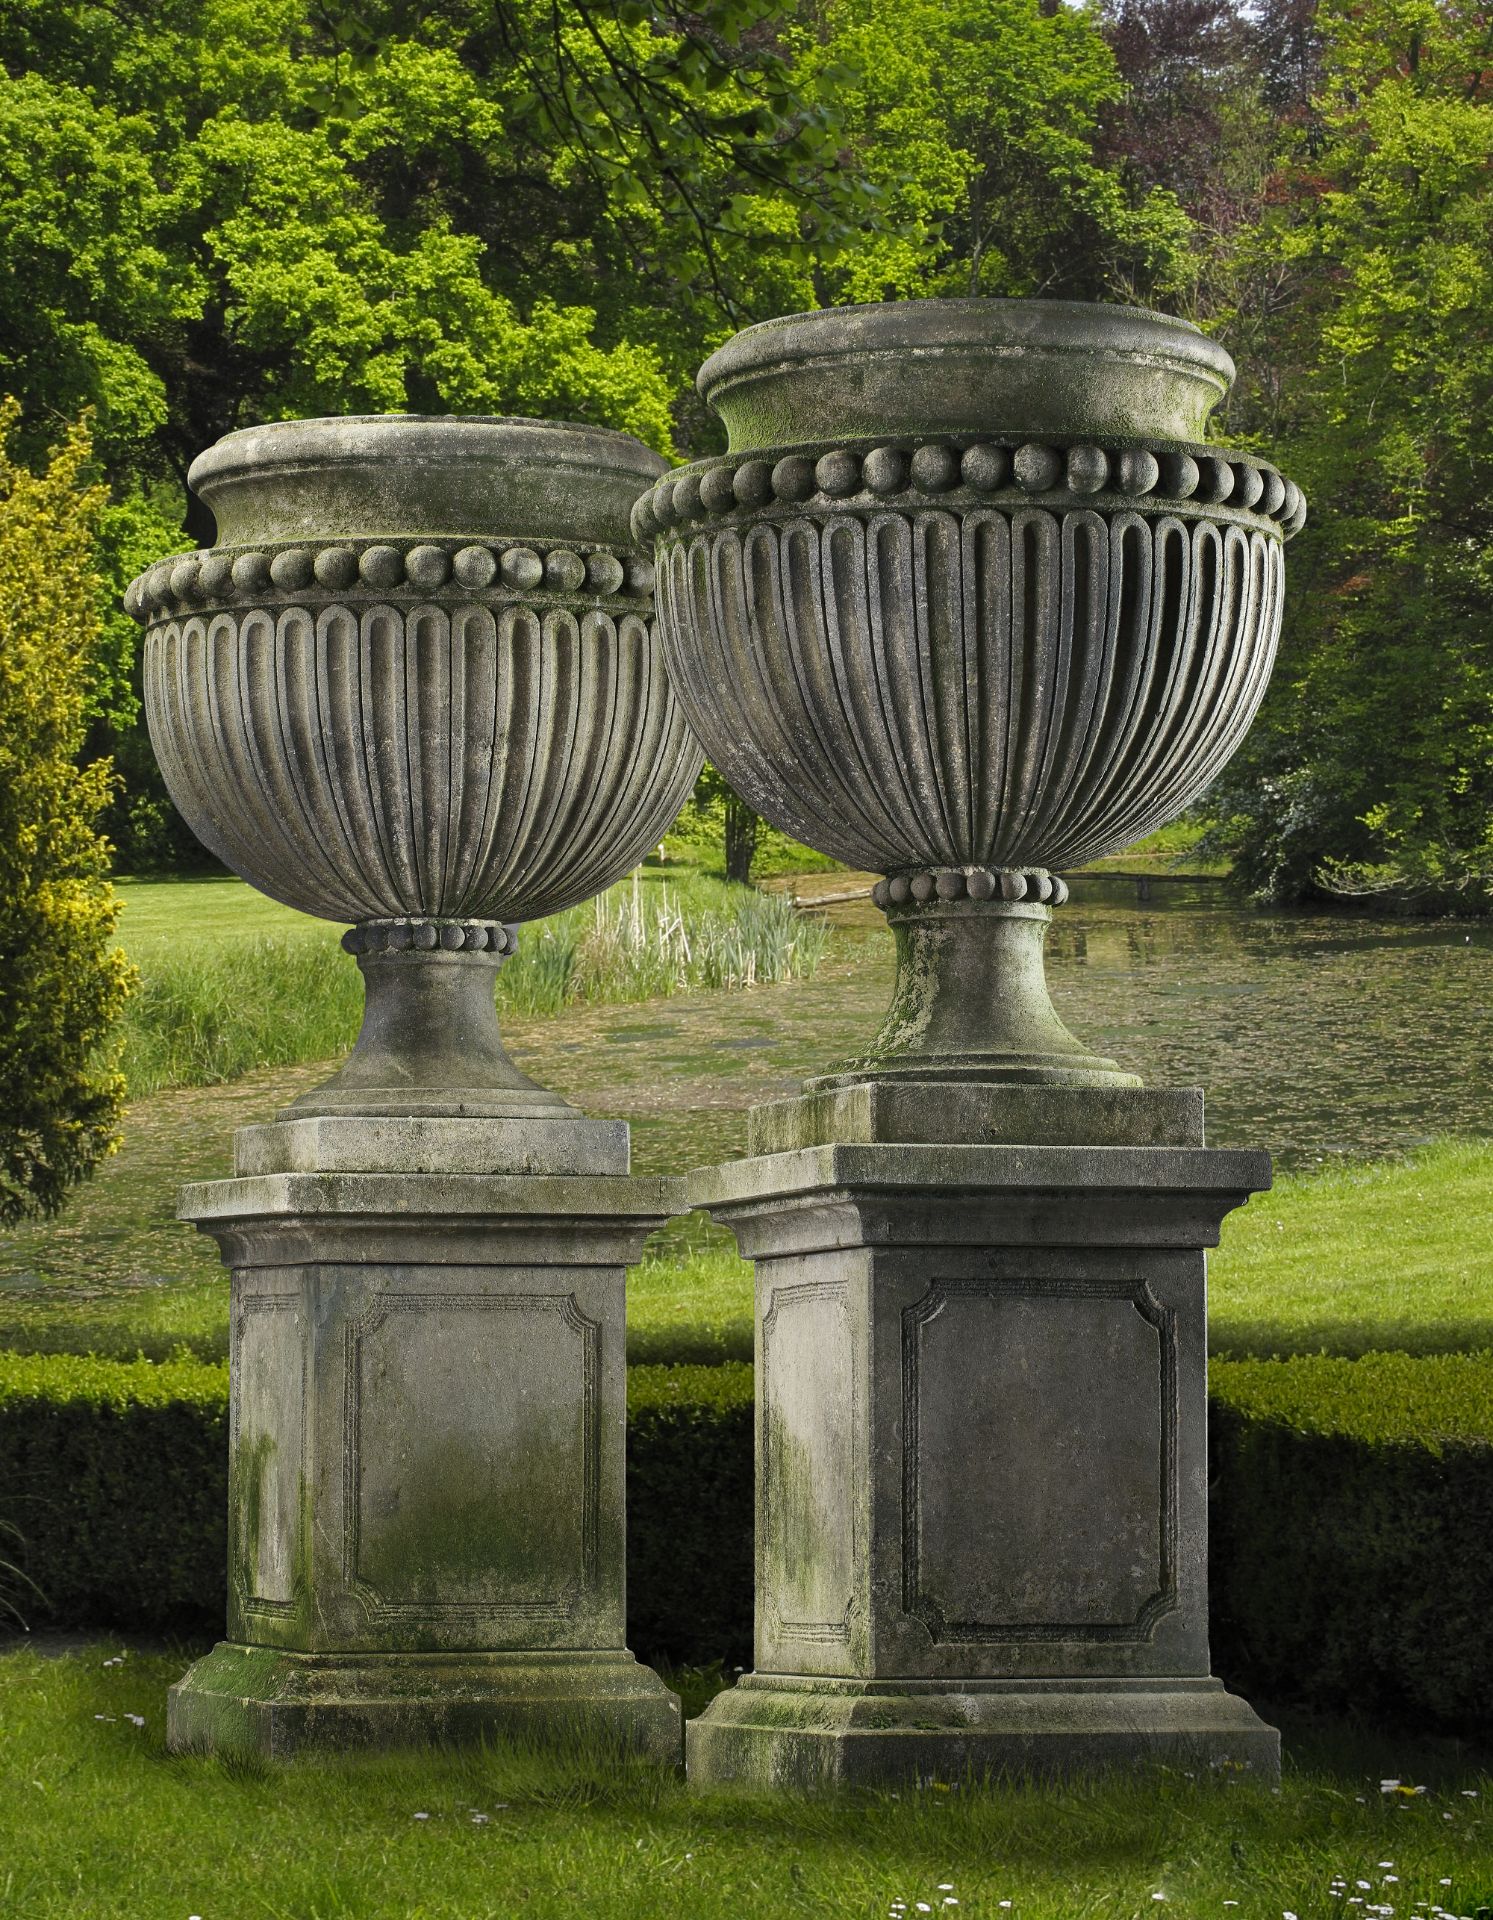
<box><xmin>760</xmin><ymin>1277</ymin><xmax>856</xmax><ymax>1655</ymax></box>
<box><xmin>902</xmin><ymin>1277</ymin><xmax>1176</xmax><ymax>1643</ymax></box>
<box><xmin>345</xmin><ymin>1289</ymin><xmax>600</xmax><ymax>1622</ymax></box>
<box><xmin>232</xmin><ymin>1285</ymin><xmax>307</xmax><ymax>1624</ymax></box>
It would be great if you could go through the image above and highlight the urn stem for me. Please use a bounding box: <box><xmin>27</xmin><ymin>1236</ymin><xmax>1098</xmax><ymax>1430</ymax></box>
<box><xmin>815</xmin><ymin>895</ymin><xmax>1138</xmax><ymax>1091</ymax></box>
<box><xmin>285</xmin><ymin>925</ymin><xmax>571</xmax><ymax>1120</ymax></box>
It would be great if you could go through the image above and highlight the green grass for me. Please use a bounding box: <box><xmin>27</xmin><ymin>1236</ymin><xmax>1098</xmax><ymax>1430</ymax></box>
<box><xmin>0</xmin><ymin>1646</ymin><xmax>1489</xmax><ymax>1920</ymax></box>
<box><xmin>1209</xmin><ymin>1138</ymin><xmax>1493</xmax><ymax>1358</ymax></box>
<box><xmin>627</xmin><ymin>1137</ymin><xmax>1493</xmax><ymax>1368</ymax></box>
<box><xmin>2</xmin><ymin>1138</ymin><xmax>1490</xmax><ymax>1369</ymax></box>
<box><xmin>110</xmin><ymin>867</ymin><xmax>829</xmax><ymax>1098</ymax></box>
<box><xmin>114</xmin><ymin>875</ymin><xmax>319</xmax><ymax>959</ymax></box>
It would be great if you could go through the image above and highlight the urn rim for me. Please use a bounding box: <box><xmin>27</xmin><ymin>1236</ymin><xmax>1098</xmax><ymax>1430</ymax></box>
<box><xmin>189</xmin><ymin>413</ymin><xmax>668</xmax><ymax>549</ymax></box>
<box><xmin>698</xmin><ymin>297</ymin><xmax>1236</xmax><ymax>452</ymax></box>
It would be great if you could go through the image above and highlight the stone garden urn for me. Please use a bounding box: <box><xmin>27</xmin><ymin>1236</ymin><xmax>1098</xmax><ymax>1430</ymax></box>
<box><xmin>129</xmin><ymin>415</ymin><xmax>700</xmax><ymax>1121</ymax></box>
<box><xmin>640</xmin><ymin>298</ymin><xmax>1301</xmax><ymax>1095</ymax></box>
<box><xmin>126</xmin><ymin>415</ymin><xmax>700</xmax><ymax>1760</ymax></box>
<box><xmin>643</xmin><ymin>301</ymin><xmax>1303</xmax><ymax>1788</ymax></box>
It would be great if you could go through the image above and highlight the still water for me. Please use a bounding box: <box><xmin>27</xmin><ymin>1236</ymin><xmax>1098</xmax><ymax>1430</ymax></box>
<box><xmin>1049</xmin><ymin>876</ymin><xmax>1493</xmax><ymax>1170</ymax></box>
<box><xmin>819</xmin><ymin>873</ymin><xmax>1493</xmax><ymax>1170</ymax></box>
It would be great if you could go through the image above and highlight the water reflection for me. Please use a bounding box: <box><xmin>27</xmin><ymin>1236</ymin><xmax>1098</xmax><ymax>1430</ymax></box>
<box><xmin>831</xmin><ymin>873</ymin><xmax>1493</xmax><ymax>1170</ymax></box>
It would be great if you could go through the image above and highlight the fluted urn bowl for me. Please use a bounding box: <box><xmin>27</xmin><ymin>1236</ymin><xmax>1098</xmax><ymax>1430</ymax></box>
<box><xmin>127</xmin><ymin>415</ymin><xmax>703</xmax><ymax>1117</ymax></box>
<box><xmin>643</xmin><ymin>300</ymin><xmax>1304</xmax><ymax>1087</ymax></box>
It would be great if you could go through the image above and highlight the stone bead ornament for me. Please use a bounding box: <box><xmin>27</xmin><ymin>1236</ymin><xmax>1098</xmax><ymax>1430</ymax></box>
<box><xmin>633</xmin><ymin>438</ymin><xmax>1305</xmax><ymax>545</ymax></box>
<box><xmin>125</xmin><ymin>537</ymin><xmax>655</xmax><ymax>624</ymax></box>
<box><xmin>649</xmin><ymin>298</ymin><xmax>1302</xmax><ymax>1087</ymax></box>
<box><xmin>127</xmin><ymin>415</ymin><xmax>702</xmax><ymax>1118</ymax></box>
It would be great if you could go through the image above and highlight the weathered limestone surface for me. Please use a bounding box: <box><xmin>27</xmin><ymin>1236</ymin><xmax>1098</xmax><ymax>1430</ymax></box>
<box><xmin>169</xmin><ymin>1136</ymin><xmax>683</xmax><ymax>1762</ymax></box>
<box><xmin>651</xmin><ymin>298</ymin><xmax>1298</xmax><ymax>1788</ymax></box>
<box><xmin>127</xmin><ymin>414</ymin><xmax>699</xmax><ymax>1761</ymax></box>
<box><xmin>127</xmin><ymin>414</ymin><xmax>703</xmax><ymax>1120</ymax></box>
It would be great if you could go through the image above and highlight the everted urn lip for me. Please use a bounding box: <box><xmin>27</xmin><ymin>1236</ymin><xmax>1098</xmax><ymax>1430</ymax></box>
<box><xmin>698</xmin><ymin>297</ymin><xmax>1236</xmax><ymax>451</ymax></box>
<box><xmin>189</xmin><ymin>412</ymin><xmax>668</xmax><ymax>549</ymax></box>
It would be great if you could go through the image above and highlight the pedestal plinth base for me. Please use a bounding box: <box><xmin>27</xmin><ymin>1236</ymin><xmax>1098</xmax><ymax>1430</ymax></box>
<box><xmin>168</xmin><ymin>1644</ymin><xmax>683</xmax><ymax>1763</ymax></box>
<box><xmin>686</xmin><ymin>1675</ymin><xmax>1278</xmax><ymax>1790</ymax></box>
<box><xmin>175</xmin><ymin>1113</ymin><xmax>683</xmax><ymax>1766</ymax></box>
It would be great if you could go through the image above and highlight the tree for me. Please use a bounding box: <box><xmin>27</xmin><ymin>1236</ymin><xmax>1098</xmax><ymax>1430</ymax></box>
<box><xmin>0</xmin><ymin>1</ymin><xmax>886</xmax><ymax>860</ymax></box>
<box><xmin>805</xmin><ymin>0</ymin><xmax>1192</xmax><ymax>306</ymax></box>
<box><xmin>0</xmin><ymin>403</ymin><xmax>133</xmax><ymax>1222</ymax></box>
<box><xmin>1203</xmin><ymin>0</ymin><xmax>1493</xmax><ymax>907</ymax></box>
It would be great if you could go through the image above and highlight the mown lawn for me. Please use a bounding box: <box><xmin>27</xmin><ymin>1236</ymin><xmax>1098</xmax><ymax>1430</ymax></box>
<box><xmin>2</xmin><ymin>1134</ymin><xmax>1488</xmax><ymax>1368</ymax></box>
<box><xmin>1</xmin><ymin>1646</ymin><xmax>1489</xmax><ymax>1920</ymax></box>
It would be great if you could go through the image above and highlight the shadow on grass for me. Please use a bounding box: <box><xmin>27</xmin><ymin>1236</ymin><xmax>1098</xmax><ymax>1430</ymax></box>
<box><xmin>1211</xmin><ymin>1318</ymin><xmax>1493</xmax><ymax>1360</ymax></box>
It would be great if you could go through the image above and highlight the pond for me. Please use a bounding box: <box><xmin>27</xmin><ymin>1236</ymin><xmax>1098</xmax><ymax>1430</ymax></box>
<box><xmin>815</xmin><ymin>873</ymin><xmax>1493</xmax><ymax>1172</ymax></box>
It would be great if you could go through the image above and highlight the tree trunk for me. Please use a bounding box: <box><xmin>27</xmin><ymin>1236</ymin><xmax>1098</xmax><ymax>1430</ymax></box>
<box><xmin>724</xmin><ymin>793</ymin><xmax>759</xmax><ymax>886</ymax></box>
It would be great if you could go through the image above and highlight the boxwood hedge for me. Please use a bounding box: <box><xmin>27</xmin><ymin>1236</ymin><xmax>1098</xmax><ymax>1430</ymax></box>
<box><xmin>1208</xmin><ymin>1352</ymin><xmax>1493</xmax><ymax>1728</ymax></box>
<box><xmin>2</xmin><ymin>1349</ymin><xmax>1489</xmax><ymax>1730</ymax></box>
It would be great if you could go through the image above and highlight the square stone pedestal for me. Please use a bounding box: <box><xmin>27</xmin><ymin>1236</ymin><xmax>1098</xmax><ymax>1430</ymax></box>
<box><xmin>684</xmin><ymin>1086</ymin><xmax>1280</xmax><ymax>1789</ymax></box>
<box><xmin>167</xmin><ymin>1114</ymin><xmax>682</xmax><ymax>1763</ymax></box>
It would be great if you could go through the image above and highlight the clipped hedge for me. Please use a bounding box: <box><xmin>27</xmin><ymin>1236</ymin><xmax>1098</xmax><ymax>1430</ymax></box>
<box><xmin>626</xmin><ymin>1363</ymin><xmax>754</xmax><ymax>1666</ymax></box>
<box><xmin>1208</xmin><ymin>1353</ymin><xmax>1493</xmax><ymax>1728</ymax></box>
<box><xmin>0</xmin><ymin>1352</ymin><xmax>757</xmax><ymax>1661</ymax></box>
<box><xmin>0</xmin><ymin>1352</ymin><xmax>227</xmax><ymax>1635</ymax></box>
<box><xmin>4</xmin><ymin>1349</ymin><xmax>1492</xmax><ymax>1731</ymax></box>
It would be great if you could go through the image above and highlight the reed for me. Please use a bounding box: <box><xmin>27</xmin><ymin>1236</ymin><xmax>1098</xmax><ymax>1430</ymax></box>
<box><xmin>117</xmin><ymin>872</ymin><xmax>829</xmax><ymax>1096</ymax></box>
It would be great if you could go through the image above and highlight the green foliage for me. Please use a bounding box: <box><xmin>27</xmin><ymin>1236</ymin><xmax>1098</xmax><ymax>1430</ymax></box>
<box><xmin>6</xmin><ymin>0</ymin><xmax>1488</xmax><ymax>901</ymax></box>
<box><xmin>808</xmin><ymin>0</ymin><xmax>1191</xmax><ymax>304</ymax></box>
<box><xmin>0</xmin><ymin>0</ymin><xmax>1207</xmax><ymax>864</ymax></box>
<box><xmin>0</xmin><ymin>405</ymin><xmax>133</xmax><ymax>1224</ymax></box>
<box><xmin>0</xmin><ymin>1349</ymin><xmax>227</xmax><ymax>1635</ymax></box>
<box><xmin>1210</xmin><ymin>1353</ymin><xmax>1493</xmax><ymax>1726</ymax></box>
<box><xmin>666</xmin><ymin>765</ymin><xmax>840</xmax><ymax>882</ymax></box>
<box><xmin>0</xmin><ymin>1347</ymin><xmax>229</xmax><ymax>1411</ymax></box>
<box><xmin>1203</xmin><ymin>0</ymin><xmax>1493</xmax><ymax>907</ymax></box>
<box><xmin>1211</xmin><ymin>1349</ymin><xmax>1493</xmax><ymax>1449</ymax></box>
<box><xmin>626</xmin><ymin>1363</ymin><xmax>755</xmax><ymax>1666</ymax></box>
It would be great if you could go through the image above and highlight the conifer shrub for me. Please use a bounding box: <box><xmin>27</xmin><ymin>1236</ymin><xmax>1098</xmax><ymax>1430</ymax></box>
<box><xmin>0</xmin><ymin>402</ymin><xmax>133</xmax><ymax>1222</ymax></box>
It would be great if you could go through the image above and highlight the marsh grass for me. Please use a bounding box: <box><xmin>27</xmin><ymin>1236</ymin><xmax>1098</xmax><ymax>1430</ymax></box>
<box><xmin>118</xmin><ymin>933</ymin><xmax>362</xmax><ymax>1097</ymax></box>
<box><xmin>499</xmin><ymin>871</ymin><xmax>829</xmax><ymax>1017</ymax></box>
<box><xmin>115</xmin><ymin>870</ymin><xmax>828</xmax><ymax>1097</ymax></box>
<box><xmin>1</xmin><ymin>1645</ymin><xmax>1489</xmax><ymax>1920</ymax></box>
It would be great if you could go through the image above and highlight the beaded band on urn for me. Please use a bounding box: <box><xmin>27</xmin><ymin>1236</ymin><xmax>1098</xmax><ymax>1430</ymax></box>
<box><xmin>127</xmin><ymin>414</ymin><xmax>703</xmax><ymax>1118</ymax></box>
<box><xmin>651</xmin><ymin>298</ymin><xmax>1303</xmax><ymax>1089</ymax></box>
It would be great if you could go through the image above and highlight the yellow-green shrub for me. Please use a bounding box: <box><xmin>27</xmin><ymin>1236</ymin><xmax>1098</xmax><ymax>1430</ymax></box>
<box><xmin>0</xmin><ymin>403</ymin><xmax>133</xmax><ymax>1222</ymax></box>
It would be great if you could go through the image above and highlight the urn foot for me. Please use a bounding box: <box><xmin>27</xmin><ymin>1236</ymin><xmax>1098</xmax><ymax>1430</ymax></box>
<box><xmin>287</xmin><ymin>921</ymin><xmax>572</xmax><ymax>1120</ymax></box>
<box><xmin>686</xmin><ymin>1675</ymin><xmax>1278</xmax><ymax>1790</ymax></box>
<box><xmin>168</xmin><ymin>1645</ymin><xmax>682</xmax><ymax>1764</ymax></box>
<box><xmin>818</xmin><ymin>887</ymin><xmax>1138</xmax><ymax>1093</ymax></box>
